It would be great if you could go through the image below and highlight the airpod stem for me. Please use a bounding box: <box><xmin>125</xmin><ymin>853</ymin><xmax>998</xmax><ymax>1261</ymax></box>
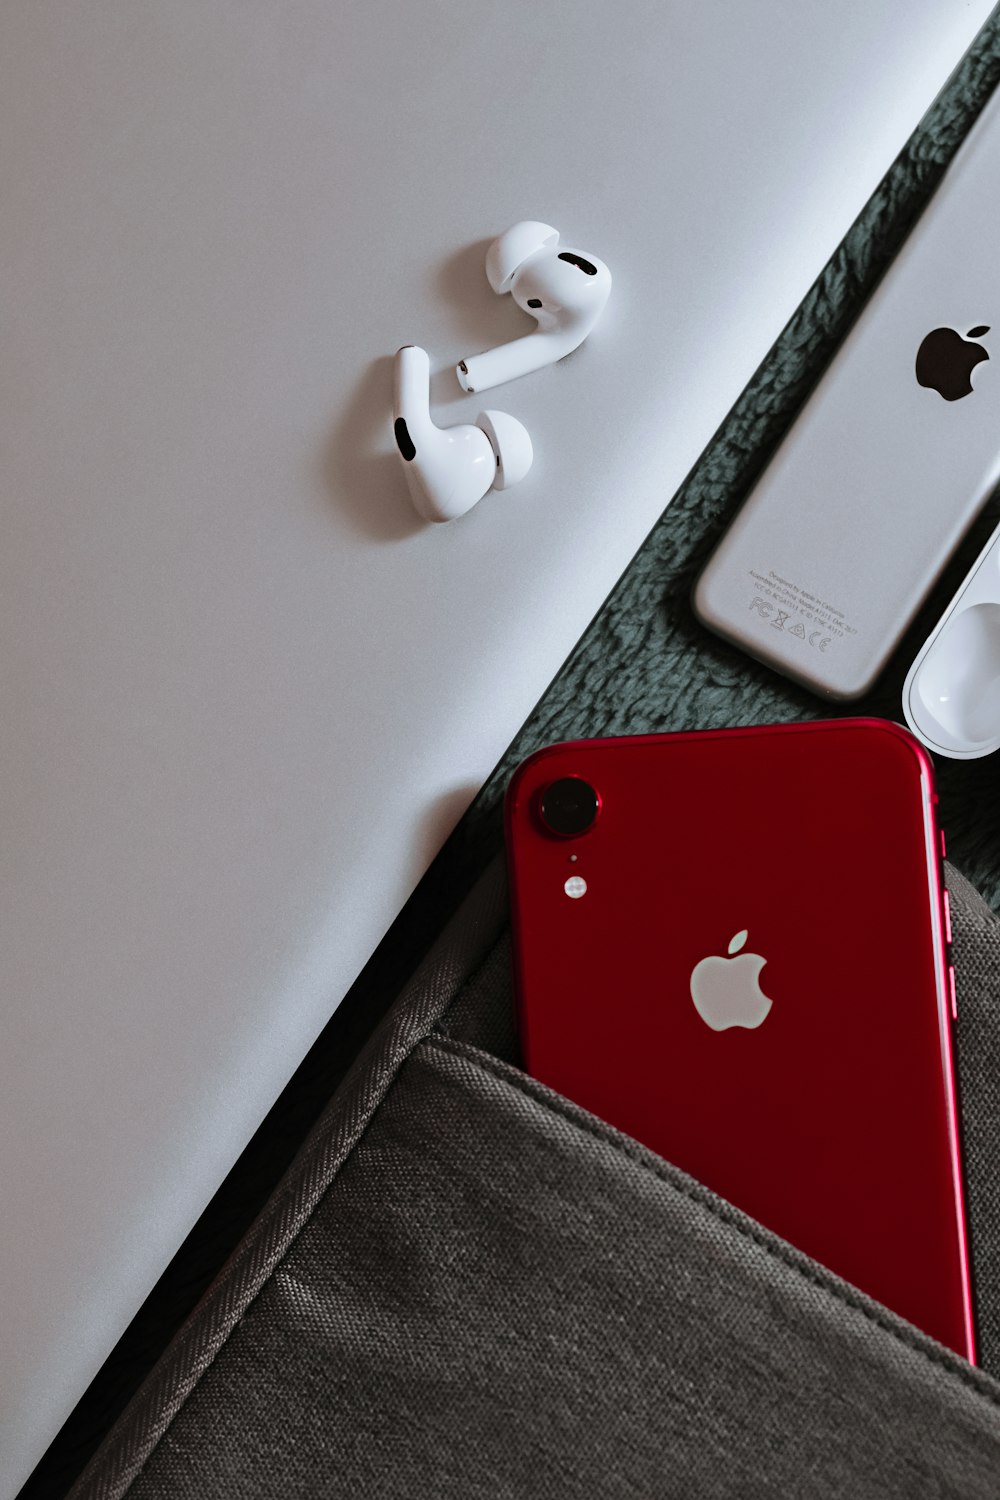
<box><xmin>457</xmin><ymin>331</ymin><xmax>571</xmax><ymax>394</ymax></box>
<box><xmin>394</xmin><ymin>344</ymin><xmax>433</xmax><ymax>434</ymax></box>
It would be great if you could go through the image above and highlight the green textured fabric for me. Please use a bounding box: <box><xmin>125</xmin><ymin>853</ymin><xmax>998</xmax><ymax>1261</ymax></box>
<box><xmin>437</xmin><ymin>20</ymin><xmax>1000</xmax><ymax>915</ymax></box>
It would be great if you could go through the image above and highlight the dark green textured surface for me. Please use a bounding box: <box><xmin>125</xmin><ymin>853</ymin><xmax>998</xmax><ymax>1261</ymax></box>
<box><xmin>437</xmin><ymin>16</ymin><xmax>1000</xmax><ymax>915</ymax></box>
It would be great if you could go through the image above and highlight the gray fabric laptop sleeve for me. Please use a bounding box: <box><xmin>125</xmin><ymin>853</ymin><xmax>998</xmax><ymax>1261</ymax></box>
<box><xmin>70</xmin><ymin>858</ymin><xmax>1000</xmax><ymax>1498</ymax></box>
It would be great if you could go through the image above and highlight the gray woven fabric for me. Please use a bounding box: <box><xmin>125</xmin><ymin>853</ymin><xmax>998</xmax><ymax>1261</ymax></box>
<box><xmin>437</xmin><ymin>934</ymin><xmax>518</xmax><ymax>1064</ymax></box>
<box><xmin>68</xmin><ymin>860</ymin><xmax>509</xmax><ymax>1500</ymax></box>
<box><xmin>73</xmin><ymin>858</ymin><xmax>1000</xmax><ymax>1496</ymax></box>
<box><xmin>118</xmin><ymin>1034</ymin><xmax>1000</xmax><ymax>1498</ymax></box>
<box><xmin>437</xmin><ymin>860</ymin><xmax>1000</xmax><ymax>1381</ymax></box>
<box><xmin>948</xmin><ymin>864</ymin><xmax>1000</xmax><ymax>1369</ymax></box>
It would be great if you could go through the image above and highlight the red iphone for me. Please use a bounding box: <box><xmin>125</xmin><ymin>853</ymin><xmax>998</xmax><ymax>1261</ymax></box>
<box><xmin>505</xmin><ymin>719</ymin><xmax>975</xmax><ymax>1361</ymax></box>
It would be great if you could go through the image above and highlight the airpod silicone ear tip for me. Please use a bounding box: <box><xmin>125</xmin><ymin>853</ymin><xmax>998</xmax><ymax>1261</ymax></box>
<box><xmin>485</xmin><ymin>221</ymin><xmax>560</xmax><ymax>294</ymax></box>
<box><xmin>479</xmin><ymin>410</ymin><xmax>533</xmax><ymax>490</ymax></box>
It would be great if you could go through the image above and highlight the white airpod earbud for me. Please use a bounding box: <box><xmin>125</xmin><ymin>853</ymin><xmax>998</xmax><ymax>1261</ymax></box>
<box><xmin>456</xmin><ymin>221</ymin><xmax>612</xmax><ymax>393</ymax></box>
<box><xmin>393</xmin><ymin>345</ymin><xmax>533</xmax><ymax>523</ymax></box>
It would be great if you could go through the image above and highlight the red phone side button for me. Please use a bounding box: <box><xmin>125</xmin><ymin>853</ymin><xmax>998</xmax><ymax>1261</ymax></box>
<box><xmin>940</xmin><ymin>827</ymin><xmax>947</xmax><ymax>861</ymax></box>
<box><xmin>943</xmin><ymin>890</ymin><xmax>953</xmax><ymax>947</ymax></box>
<box><xmin>948</xmin><ymin>965</ymin><xmax>958</xmax><ymax>1022</ymax></box>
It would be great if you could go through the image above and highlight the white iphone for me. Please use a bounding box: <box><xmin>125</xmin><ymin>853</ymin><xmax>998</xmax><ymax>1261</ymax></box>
<box><xmin>694</xmin><ymin>87</ymin><xmax>1000</xmax><ymax>700</ymax></box>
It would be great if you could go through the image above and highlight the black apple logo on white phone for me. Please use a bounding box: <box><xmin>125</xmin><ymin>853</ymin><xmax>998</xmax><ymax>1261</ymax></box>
<box><xmin>916</xmin><ymin>325</ymin><xmax>989</xmax><ymax>401</ymax></box>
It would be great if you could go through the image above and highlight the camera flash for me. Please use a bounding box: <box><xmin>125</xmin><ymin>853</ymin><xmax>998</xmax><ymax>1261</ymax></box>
<box><xmin>564</xmin><ymin>876</ymin><xmax>587</xmax><ymax>899</ymax></box>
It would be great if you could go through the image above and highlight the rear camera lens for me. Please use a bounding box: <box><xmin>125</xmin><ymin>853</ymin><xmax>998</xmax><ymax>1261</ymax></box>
<box><xmin>538</xmin><ymin>777</ymin><xmax>600</xmax><ymax>837</ymax></box>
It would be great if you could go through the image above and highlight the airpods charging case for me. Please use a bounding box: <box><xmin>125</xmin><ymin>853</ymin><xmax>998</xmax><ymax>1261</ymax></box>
<box><xmin>903</xmin><ymin>519</ymin><xmax>1000</xmax><ymax>759</ymax></box>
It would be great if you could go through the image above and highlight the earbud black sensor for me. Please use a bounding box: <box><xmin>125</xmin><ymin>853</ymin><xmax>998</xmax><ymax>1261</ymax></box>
<box><xmin>393</xmin><ymin>417</ymin><xmax>416</xmax><ymax>462</ymax></box>
<box><xmin>558</xmin><ymin>251</ymin><xmax>598</xmax><ymax>276</ymax></box>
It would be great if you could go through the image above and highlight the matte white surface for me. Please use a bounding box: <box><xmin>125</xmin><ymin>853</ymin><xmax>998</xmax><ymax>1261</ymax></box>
<box><xmin>1</xmin><ymin>1</ymin><xmax>993</xmax><ymax>1487</ymax></box>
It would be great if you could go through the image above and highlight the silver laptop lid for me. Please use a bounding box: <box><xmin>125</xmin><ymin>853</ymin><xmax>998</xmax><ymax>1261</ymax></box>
<box><xmin>1</xmin><ymin>1</ymin><xmax>992</xmax><ymax>1487</ymax></box>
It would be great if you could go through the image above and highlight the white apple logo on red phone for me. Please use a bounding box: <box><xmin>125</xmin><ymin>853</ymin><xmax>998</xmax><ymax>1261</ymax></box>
<box><xmin>689</xmin><ymin>929</ymin><xmax>772</xmax><ymax>1031</ymax></box>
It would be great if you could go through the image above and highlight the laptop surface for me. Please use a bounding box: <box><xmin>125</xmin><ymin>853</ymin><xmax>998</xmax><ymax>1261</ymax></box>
<box><xmin>2</xmin><ymin>1</ymin><xmax>994</xmax><ymax>1488</ymax></box>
